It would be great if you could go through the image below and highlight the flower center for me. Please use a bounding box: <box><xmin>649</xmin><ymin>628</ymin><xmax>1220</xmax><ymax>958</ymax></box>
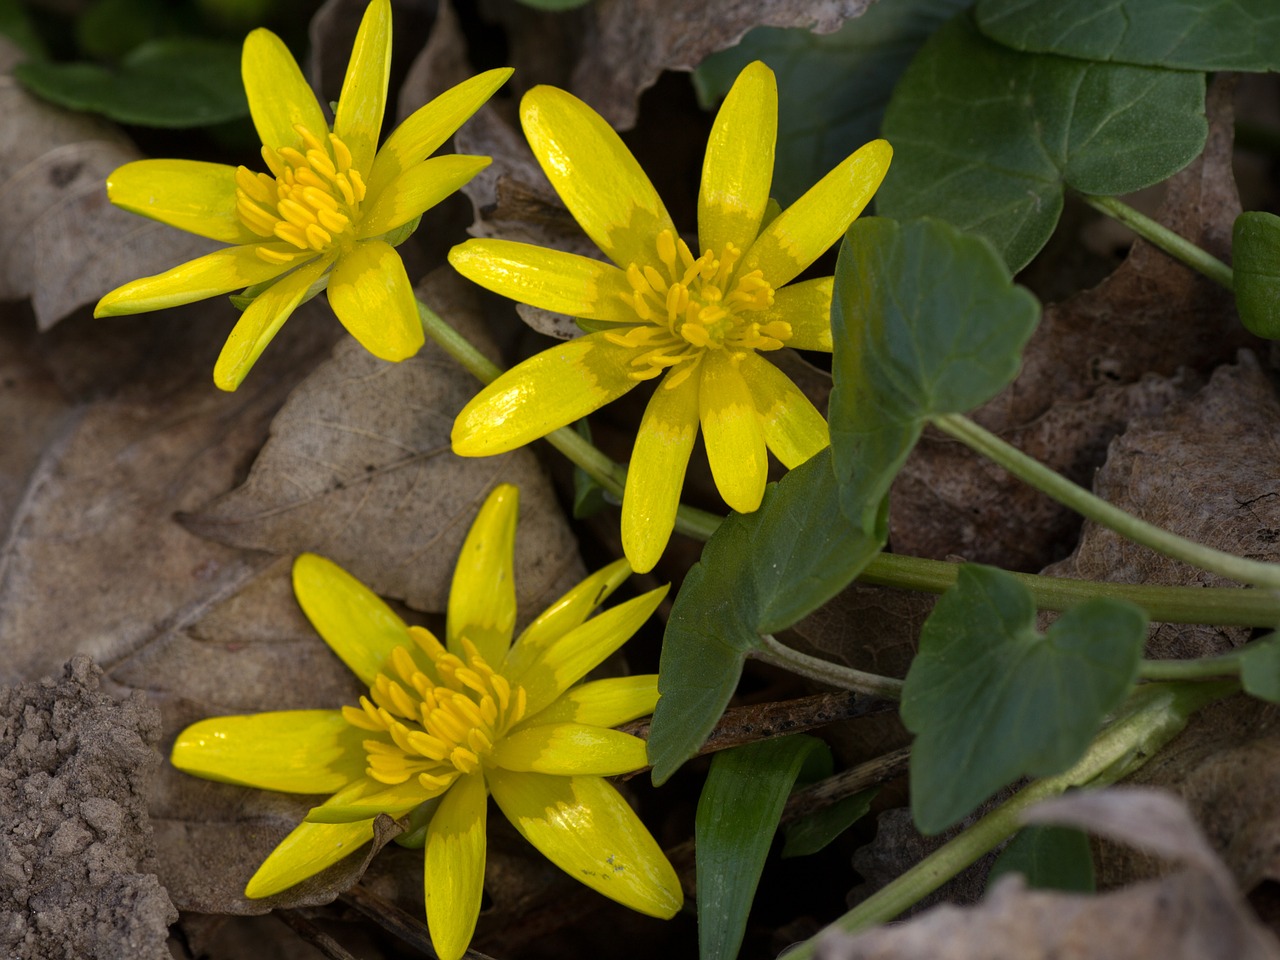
<box><xmin>341</xmin><ymin>627</ymin><xmax>527</xmax><ymax>792</ymax></box>
<box><xmin>235</xmin><ymin>123</ymin><xmax>367</xmax><ymax>265</ymax></box>
<box><xmin>611</xmin><ymin>229</ymin><xmax>789</xmax><ymax>386</ymax></box>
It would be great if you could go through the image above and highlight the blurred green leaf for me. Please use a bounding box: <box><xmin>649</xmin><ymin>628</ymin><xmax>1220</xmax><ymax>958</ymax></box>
<box><xmin>1232</xmin><ymin>212</ymin><xmax>1280</xmax><ymax>340</ymax></box>
<box><xmin>692</xmin><ymin>0</ymin><xmax>969</xmax><ymax>206</ymax></box>
<box><xmin>76</xmin><ymin>0</ymin><xmax>175</xmax><ymax>61</ymax></box>
<box><xmin>902</xmin><ymin>565</ymin><xmax>1146</xmax><ymax>833</ymax></box>
<box><xmin>988</xmin><ymin>824</ymin><xmax>1095</xmax><ymax>892</ymax></box>
<box><xmin>1240</xmin><ymin>632</ymin><xmax>1280</xmax><ymax>702</ymax></box>
<box><xmin>781</xmin><ymin>788</ymin><xmax>876</xmax><ymax>858</ymax></box>
<box><xmin>648</xmin><ymin>449</ymin><xmax>886</xmax><ymax>785</ymax></box>
<box><xmin>878</xmin><ymin>12</ymin><xmax>1207</xmax><ymax>271</ymax></box>
<box><xmin>0</xmin><ymin>0</ymin><xmax>47</xmax><ymax>58</ymax></box>
<box><xmin>829</xmin><ymin>216</ymin><xmax>1040</xmax><ymax>534</ymax></box>
<box><xmin>696</xmin><ymin>736</ymin><xmax>830</xmax><ymax>960</ymax></box>
<box><xmin>15</xmin><ymin>37</ymin><xmax>247</xmax><ymax>128</ymax></box>
<box><xmin>976</xmin><ymin>0</ymin><xmax>1280</xmax><ymax>71</ymax></box>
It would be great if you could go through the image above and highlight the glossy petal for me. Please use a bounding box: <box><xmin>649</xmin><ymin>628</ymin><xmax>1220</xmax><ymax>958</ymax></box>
<box><xmin>424</xmin><ymin>772</ymin><xmax>487</xmax><ymax>960</ymax></box>
<box><xmin>359</xmin><ymin>155</ymin><xmax>490</xmax><ymax>238</ymax></box>
<box><xmin>520</xmin><ymin>85</ymin><xmax>675</xmax><ymax>270</ymax></box>
<box><xmin>327</xmin><ymin>240</ymin><xmax>424</xmax><ymax>362</ymax></box>
<box><xmin>305</xmin><ymin>777</ymin><xmax>454</xmax><ymax>823</ymax></box>
<box><xmin>214</xmin><ymin>255</ymin><xmax>331</xmax><ymax>391</ymax></box>
<box><xmin>698</xmin><ymin>60</ymin><xmax>776</xmax><ymax>258</ymax></box>
<box><xmin>488</xmin><ymin>769</ymin><xmax>682</xmax><ymax>918</ymax></box>
<box><xmin>506</xmin><ymin>558</ymin><xmax>632</xmax><ymax>677</ymax></box>
<box><xmin>244</xmin><ymin>784</ymin><xmax>375</xmax><ymax>898</ymax></box>
<box><xmin>515</xmin><ymin>675</ymin><xmax>659</xmax><ymax>730</ymax></box>
<box><xmin>367</xmin><ymin>67</ymin><xmax>513</xmax><ymax>200</ymax></box>
<box><xmin>451</xmin><ymin>332</ymin><xmax>642</xmax><ymax>456</ymax></box>
<box><xmin>171</xmin><ymin>710</ymin><xmax>367</xmax><ymax>793</ymax></box>
<box><xmin>334</xmin><ymin>0</ymin><xmax>391</xmax><ymax>178</ymax></box>
<box><xmin>621</xmin><ymin>369</ymin><xmax>700</xmax><ymax>574</ymax></box>
<box><xmin>293</xmin><ymin>553</ymin><xmax>412</xmax><ymax>688</ymax></box>
<box><xmin>758</xmin><ymin>277</ymin><xmax>833</xmax><ymax>351</ymax></box>
<box><xmin>510</xmin><ymin>586</ymin><xmax>668</xmax><ymax>717</ymax></box>
<box><xmin>492</xmin><ymin>723</ymin><xmax>648</xmax><ymax>775</ymax></box>
<box><xmin>448</xmin><ymin>239</ymin><xmax>636</xmax><ymax>323</ymax></box>
<box><xmin>741</xmin><ymin>138</ymin><xmax>892</xmax><ymax>288</ymax></box>
<box><xmin>94</xmin><ymin>244</ymin><xmax>291</xmax><ymax>317</ymax></box>
<box><xmin>241</xmin><ymin>28</ymin><xmax>328</xmax><ymax>153</ymax></box>
<box><xmin>105</xmin><ymin>159</ymin><xmax>258</xmax><ymax>243</ymax></box>
<box><xmin>700</xmin><ymin>351</ymin><xmax>767</xmax><ymax>514</ymax></box>
<box><xmin>739</xmin><ymin>352</ymin><xmax>829</xmax><ymax>469</ymax></box>
<box><xmin>446</xmin><ymin>484</ymin><xmax>518</xmax><ymax>664</ymax></box>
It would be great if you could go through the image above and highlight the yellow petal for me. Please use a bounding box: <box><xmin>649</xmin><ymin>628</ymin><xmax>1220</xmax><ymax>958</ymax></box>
<box><xmin>305</xmin><ymin>777</ymin><xmax>454</xmax><ymax>823</ymax></box>
<box><xmin>621</xmin><ymin>369</ymin><xmax>700</xmax><ymax>574</ymax></box>
<box><xmin>492</xmin><ymin>723</ymin><xmax>648</xmax><ymax>775</ymax></box>
<box><xmin>245</xmin><ymin>784</ymin><xmax>375</xmax><ymax>898</ymax></box>
<box><xmin>425</xmin><ymin>772</ymin><xmax>488</xmax><ymax>960</ymax></box>
<box><xmin>292</xmin><ymin>553</ymin><xmax>412</xmax><ymax>688</ymax></box>
<box><xmin>94</xmin><ymin>244</ymin><xmax>291</xmax><ymax>317</ymax></box>
<box><xmin>488</xmin><ymin>769</ymin><xmax>682</xmax><ymax>918</ymax></box>
<box><xmin>741</xmin><ymin>138</ymin><xmax>892</xmax><ymax>288</ymax></box>
<box><xmin>451</xmin><ymin>332</ymin><xmax>642</xmax><ymax>456</ymax></box>
<box><xmin>359</xmin><ymin>155</ymin><xmax>491</xmax><ymax>238</ymax></box>
<box><xmin>506</xmin><ymin>558</ymin><xmax>632</xmax><ymax>676</ymax></box>
<box><xmin>698</xmin><ymin>61</ymin><xmax>777</xmax><ymax>258</ymax></box>
<box><xmin>700</xmin><ymin>351</ymin><xmax>767</xmax><ymax>514</ymax></box>
<box><xmin>214</xmin><ymin>255</ymin><xmax>332</xmax><ymax>391</ymax></box>
<box><xmin>171</xmin><ymin>710</ymin><xmax>367</xmax><ymax>793</ymax></box>
<box><xmin>327</xmin><ymin>240</ymin><xmax>424</xmax><ymax>362</ymax></box>
<box><xmin>758</xmin><ymin>277</ymin><xmax>833</xmax><ymax>351</ymax></box>
<box><xmin>510</xmin><ymin>586</ymin><xmax>668</xmax><ymax>717</ymax></box>
<box><xmin>106</xmin><ymin>159</ymin><xmax>258</xmax><ymax>243</ymax></box>
<box><xmin>333</xmin><ymin>0</ymin><xmax>391</xmax><ymax>178</ymax></box>
<box><xmin>241</xmin><ymin>28</ymin><xmax>329</xmax><ymax>153</ymax></box>
<box><xmin>367</xmin><ymin>68</ymin><xmax>513</xmax><ymax>200</ymax></box>
<box><xmin>520</xmin><ymin>85</ymin><xmax>675</xmax><ymax>269</ymax></box>
<box><xmin>516</xmin><ymin>675</ymin><xmax>659</xmax><ymax>729</ymax></box>
<box><xmin>448</xmin><ymin>239</ymin><xmax>636</xmax><ymax>323</ymax></box>
<box><xmin>447</xmin><ymin>484</ymin><xmax>518</xmax><ymax>665</ymax></box>
<box><xmin>739</xmin><ymin>352</ymin><xmax>829</xmax><ymax>469</ymax></box>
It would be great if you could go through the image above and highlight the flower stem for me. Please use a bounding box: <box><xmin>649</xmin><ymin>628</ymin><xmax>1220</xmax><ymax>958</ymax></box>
<box><xmin>782</xmin><ymin>680</ymin><xmax>1235</xmax><ymax>956</ymax></box>
<box><xmin>932</xmin><ymin>413</ymin><xmax>1280</xmax><ymax>590</ymax></box>
<box><xmin>1083</xmin><ymin>194</ymin><xmax>1234</xmax><ymax>291</ymax></box>
<box><xmin>753</xmin><ymin>634</ymin><xmax>905</xmax><ymax>699</ymax></box>
<box><xmin>1138</xmin><ymin>652</ymin><xmax>1242</xmax><ymax>681</ymax></box>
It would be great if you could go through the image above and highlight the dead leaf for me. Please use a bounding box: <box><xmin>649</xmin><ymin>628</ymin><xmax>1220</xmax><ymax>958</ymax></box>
<box><xmin>0</xmin><ymin>38</ymin><xmax>215</xmax><ymax>330</ymax></box>
<box><xmin>180</xmin><ymin>268</ymin><xmax>584</xmax><ymax>615</ymax></box>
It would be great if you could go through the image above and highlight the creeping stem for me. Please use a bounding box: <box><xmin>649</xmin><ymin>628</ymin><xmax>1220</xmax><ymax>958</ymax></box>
<box><xmin>1083</xmin><ymin>194</ymin><xmax>1234</xmax><ymax>291</ymax></box>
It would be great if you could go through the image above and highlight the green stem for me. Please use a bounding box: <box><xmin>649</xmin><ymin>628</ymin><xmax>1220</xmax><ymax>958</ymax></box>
<box><xmin>783</xmin><ymin>680</ymin><xmax>1235</xmax><ymax>956</ymax></box>
<box><xmin>1083</xmin><ymin>194</ymin><xmax>1234</xmax><ymax>291</ymax></box>
<box><xmin>933</xmin><ymin>413</ymin><xmax>1280</xmax><ymax>590</ymax></box>
<box><xmin>1139</xmin><ymin>651</ymin><xmax>1242</xmax><ymax>682</ymax></box>
<box><xmin>753</xmin><ymin>634</ymin><xmax>905</xmax><ymax>699</ymax></box>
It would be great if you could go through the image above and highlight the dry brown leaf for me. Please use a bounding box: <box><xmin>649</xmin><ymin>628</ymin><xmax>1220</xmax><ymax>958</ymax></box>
<box><xmin>889</xmin><ymin>74</ymin><xmax>1256</xmax><ymax>571</ymax></box>
<box><xmin>180</xmin><ymin>269</ymin><xmax>584</xmax><ymax>615</ymax></box>
<box><xmin>0</xmin><ymin>39</ymin><xmax>215</xmax><ymax>330</ymax></box>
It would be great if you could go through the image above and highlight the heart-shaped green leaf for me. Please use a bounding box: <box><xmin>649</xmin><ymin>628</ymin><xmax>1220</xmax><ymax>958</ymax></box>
<box><xmin>829</xmin><ymin>216</ymin><xmax>1040</xmax><ymax>534</ymax></box>
<box><xmin>902</xmin><ymin>565</ymin><xmax>1145</xmax><ymax>833</ymax></box>
<box><xmin>1232</xmin><ymin>212</ymin><xmax>1280</xmax><ymax>340</ymax></box>
<box><xmin>976</xmin><ymin>0</ymin><xmax>1280</xmax><ymax>72</ymax></box>
<box><xmin>988</xmin><ymin>825</ymin><xmax>1095</xmax><ymax>892</ymax></box>
<box><xmin>877</xmin><ymin>12</ymin><xmax>1207</xmax><ymax>271</ymax></box>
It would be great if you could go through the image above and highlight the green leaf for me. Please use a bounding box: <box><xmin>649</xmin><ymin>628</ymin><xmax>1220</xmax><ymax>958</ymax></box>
<box><xmin>976</xmin><ymin>0</ymin><xmax>1280</xmax><ymax>72</ymax></box>
<box><xmin>902</xmin><ymin>565</ymin><xmax>1146</xmax><ymax>833</ymax></box>
<box><xmin>829</xmin><ymin>216</ymin><xmax>1040</xmax><ymax>534</ymax></box>
<box><xmin>692</xmin><ymin>0</ymin><xmax>969</xmax><ymax>206</ymax></box>
<box><xmin>781</xmin><ymin>788</ymin><xmax>877</xmax><ymax>859</ymax></box>
<box><xmin>1240</xmin><ymin>632</ymin><xmax>1280</xmax><ymax>702</ymax></box>
<box><xmin>15</xmin><ymin>37</ymin><xmax>248</xmax><ymax>128</ymax></box>
<box><xmin>648</xmin><ymin>449</ymin><xmax>887</xmax><ymax>785</ymax></box>
<box><xmin>878</xmin><ymin>12</ymin><xmax>1207</xmax><ymax>271</ymax></box>
<box><xmin>988</xmin><ymin>825</ymin><xmax>1095</xmax><ymax>892</ymax></box>
<box><xmin>571</xmin><ymin>420</ymin><xmax>608</xmax><ymax>519</ymax></box>
<box><xmin>1232</xmin><ymin>212</ymin><xmax>1280</xmax><ymax>340</ymax></box>
<box><xmin>696</xmin><ymin>736</ymin><xmax>831</xmax><ymax>960</ymax></box>
<box><xmin>0</xmin><ymin>0</ymin><xmax>48</xmax><ymax>58</ymax></box>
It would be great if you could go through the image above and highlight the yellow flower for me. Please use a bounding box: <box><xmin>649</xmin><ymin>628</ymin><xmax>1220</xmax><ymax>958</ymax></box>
<box><xmin>447</xmin><ymin>61</ymin><xmax>891</xmax><ymax>573</ymax></box>
<box><xmin>170</xmin><ymin>484</ymin><xmax>681</xmax><ymax>960</ymax></box>
<box><xmin>94</xmin><ymin>0</ymin><xmax>510</xmax><ymax>392</ymax></box>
